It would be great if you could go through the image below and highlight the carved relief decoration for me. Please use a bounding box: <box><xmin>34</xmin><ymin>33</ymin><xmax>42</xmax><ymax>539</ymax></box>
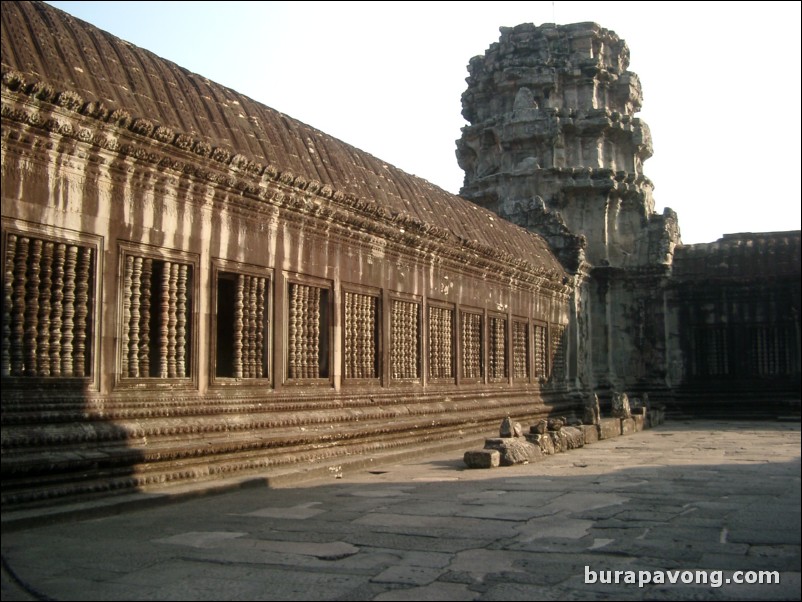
<box><xmin>534</xmin><ymin>324</ymin><xmax>547</xmax><ymax>379</ymax></box>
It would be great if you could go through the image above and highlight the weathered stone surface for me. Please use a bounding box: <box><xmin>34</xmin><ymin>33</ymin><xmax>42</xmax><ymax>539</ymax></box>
<box><xmin>561</xmin><ymin>426</ymin><xmax>585</xmax><ymax>449</ymax></box>
<box><xmin>525</xmin><ymin>433</ymin><xmax>555</xmax><ymax>455</ymax></box>
<box><xmin>463</xmin><ymin>450</ymin><xmax>500</xmax><ymax>469</ymax></box>
<box><xmin>547</xmin><ymin>418</ymin><xmax>564</xmax><ymax>431</ymax></box>
<box><xmin>548</xmin><ymin>431</ymin><xmax>565</xmax><ymax>453</ymax></box>
<box><xmin>499</xmin><ymin>418</ymin><xmax>524</xmax><ymax>439</ymax></box>
<box><xmin>483</xmin><ymin>438</ymin><xmax>542</xmax><ymax>466</ymax></box>
<box><xmin>583</xmin><ymin>394</ymin><xmax>601</xmax><ymax>425</ymax></box>
<box><xmin>611</xmin><ymin>393</ymin><xmax>632</xmax><ymax>419</ymax></box>
<box><xmin>620</xmin><ymin>418</ymin><xmax>636</xmax><ymax>435</ymax></box>
<box><xmin>580</xmin><ymin>424</ymin><xmax>599</xmax><ymax>444</ymax></box>
<box><xmin>530</xmin><ymin>420</ymin><xmax>548</xmax><ymax>435</ymax></box>
<box><xmin>598</xmin><ymin>418</ymin><xmax>621</xmax><ymax>440</ymax></box>
<box><xmin>632</xmin><ymin>414</ymin><xmax>645</xmax><ymax>432</ymax></box>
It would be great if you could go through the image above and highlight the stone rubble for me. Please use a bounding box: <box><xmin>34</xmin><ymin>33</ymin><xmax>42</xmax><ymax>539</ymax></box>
<box><xmin>464</xmin><ymin>391</ymin><xmax>665</xmax><ymax>468</ymax></box>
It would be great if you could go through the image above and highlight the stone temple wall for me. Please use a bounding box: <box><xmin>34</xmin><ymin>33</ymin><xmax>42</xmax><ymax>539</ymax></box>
<box><xmin>1</xmin><ymin>1</ymin><xmax>577</xmax><ymax>507</ymax></box>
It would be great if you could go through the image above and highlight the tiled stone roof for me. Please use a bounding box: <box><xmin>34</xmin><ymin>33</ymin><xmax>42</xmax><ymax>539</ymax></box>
<box><xmin>1</xmin><ymin>1</ymin><xmax>565</xmax><ymax>277</ymax></box>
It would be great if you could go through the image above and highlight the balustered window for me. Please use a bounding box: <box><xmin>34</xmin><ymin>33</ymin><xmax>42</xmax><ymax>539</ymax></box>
<box><xmin>343</xmin><ymin>290</ymin><xmax>379</xmax><ymax>380</ymax></box>
<box><xmin>287</xmin><ymin>281</ymin><xmax>330</xmax><ymax>380</ymax></box>
<box><xmin>428</xmin><ymin>304</ymin><xmax>454</xmax><ymax>380</ymax></box>
<box><xmin>214</xmin><ymin>266</ymin><xmax>270</xmax><ymax>381</ymax></box>
<box><xmin>512</xmin><ymin>320</ymin><xmax>529</xmax><ymax>381</ymax></box>
<box><xmin>550</xmin><ymin>323</ymin><xmax>566</xmax><ymax>381</ymax></box>
<box><xmin>2</xmin><ymin>231</ymin><xmax>96</xmax><ymax>379</ymax></box>
<box><xmin>119</xmin><ymin>247</ymin><xmax>195</xmax><ymax>380</ymax></box>
<box><xmin>390</xmin><ymin>298</ymin><xmax>420</xmax><ymax>380</ymax></box>
<box><xmin>488</xmin><ymin>316</ymin><xmax>507</xmax><ymax>380</ymax></box>
<box><xmin>461</xmin><ymin>311</ymin><xmax>483</xmax><ymax>380</ymax></box>
<box><xmin>534</xmin><ymin>322</ymin><xmax>548</xmax><ymax>380</ymax></box>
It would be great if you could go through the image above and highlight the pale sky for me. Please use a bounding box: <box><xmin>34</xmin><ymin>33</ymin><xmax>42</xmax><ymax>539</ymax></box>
<box><xmin>46</xmin><ymin>1</ymin><xmax>801</xmax><ymax>244</ymax></box>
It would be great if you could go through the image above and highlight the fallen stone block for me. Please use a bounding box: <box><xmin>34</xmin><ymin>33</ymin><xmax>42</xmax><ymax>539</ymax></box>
<box><xmin>580</xmin><ymin>424</ymin><xmax>599</xmax><ymax>444</ymax></box>
<box><xmin>561</xmin><ymin>426</ymin><xmax>585</xmax><ymax>449</ymax></box>
<box><xmin>632</xmin><ymin>414</ymin><xmax>645</xmax><ymax>432</ymax></box>
<box><xmin>464</xmin><ymin>449</ymin><xmax>500</xmax><ymax>469</ymax></box>
<box><xmin>525</xmin><ymin>433</ymin><xmax>555</xmax><ymax>455</ymax></box>
<box><xmin>549</xmin><ymin>431</ymin><xmax>565</xmax><ymax>453</ymax></box>
<box><xmin>499</xmin><ymin>416</ymin><xmax>514</xmax><ymax>438</ymax></box>
<box><xmin>599</xmin><ymin>418</ymin><xmax>620</xmax><ymax>440</ymax></box>
<box><xmin>530</xmin><ymin>419</ymin><xmax>548</xmax><ymax>435</ymax></box>
<box><xmin>611</xmin><ymin>392</ymin><xmax>632</xmax><ymax>418</ymax></box>
<box><xmin>620</xmin><ymin>417</ymin><xmax>636</xmax><ymax>435</ymax></box>
<box><xmin>484</xmin><ymin>438</ymin><xmax>543</xmax><ymax>466</ymax></box>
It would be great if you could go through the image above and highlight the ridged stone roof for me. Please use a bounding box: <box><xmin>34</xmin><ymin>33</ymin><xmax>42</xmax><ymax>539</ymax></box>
<box><xmin>1</xmin><ymin>1</ymin><xmax>565</xmax><ymax>278</ymax></box>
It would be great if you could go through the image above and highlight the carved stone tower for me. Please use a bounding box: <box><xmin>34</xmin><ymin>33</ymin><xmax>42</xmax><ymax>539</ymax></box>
<box><xmin>457</xmin><ymin>23</ymin><xmax>681</xmax><ymax>398</ymax></box>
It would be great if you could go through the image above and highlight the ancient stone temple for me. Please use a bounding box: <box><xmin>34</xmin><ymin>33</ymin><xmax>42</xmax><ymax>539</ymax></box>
<box><xmin>1</xmin><ymin>1</ymin><xmax>573</xmax><ymax>506</ymax></box>
<box><xmin>456</xmin><ymin>23</ymin><xmax>800</xmax><ymax>412</ymax></box>
<box><xmin>1</xmin><ymin>3</ymin><xmax>799</xmax><ymax>508</ymax></box>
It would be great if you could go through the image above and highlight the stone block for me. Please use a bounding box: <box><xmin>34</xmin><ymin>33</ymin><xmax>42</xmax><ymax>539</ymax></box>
<box><xmin>561</xmin><ymin>426</ymin><xmax>585</xmax><ymax>449</ymax></box>
<box><xmin>530</xmin><ymin>419</ymin><xmax>548</xmax><ymax>435</ymax></box>
<box><xmin>598</xmin><ymin>418</ymin><xmax>620</xmax><ymax>440</ymax></box>
<box><xmin>620</xmin><ymin>417</ymin><xmax>636</xmax><ymax>435</ymax></box>
<box><xmin>525</xmin><ymin>433</ymin><xmax>555</xmax><ymax>455</ymax></box>
<box><xmin>463</xmin><ymin>449</ymin><xmax>500</xmax><ymax>469</ymax></box>
<box><xmin>499</xmin><ymin>416</ymin><xmax>514</xmax><ymax>438</ymax></box>
<box><xmin>611</xmin><ymin>392</ymin><xmax>632</xmax><ymax>418</ymax></box>
<box><xmin>632</xmin><ymin>414</ymin><xmax>645</xmax><ymax>432</ymax></box>
<box><xmin>484</xmin><ymin>438</ymin><xmax>543</xmax><ymax>466</ymax></box>
<box><xmin>549</xmin><ymin>431</ymin><xmax>565</xmax><ymax>453</ymax></box>
<box><xmin>580</xmin><ymin>424</ymin><xmax>599</xmax><ymax>444</ymax></box>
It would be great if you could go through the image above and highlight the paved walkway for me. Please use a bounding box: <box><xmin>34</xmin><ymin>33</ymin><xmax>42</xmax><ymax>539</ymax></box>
<box><xmin>2</xmin><ymin>420</ymin><xmax>800</xmax><ymax>601</ymax></box>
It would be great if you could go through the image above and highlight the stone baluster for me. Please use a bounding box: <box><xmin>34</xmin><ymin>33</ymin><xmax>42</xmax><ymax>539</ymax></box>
<box><xmin>288</xmin><ymin>284</ymin><xmax>298</xmax><ymax>379</ymax></box>
<box><xmin>37</xmin><ymin>242</ymin><xmax>54</xmax><ymax>376</ymax></box>
<box><xmin>2</xmin><ymin>234</ymin><xmax>16</xmax><ymax>376</ymax></box>
<box><xmin>50</xmin><ymin>243</ymin><xmax>64</xmax><ymax>376</ymax></box>
<box><xmin>128</xmin><ymin>256</ymin><xmax>141</xmax><ymax>377</ymax></box>
<box><xmin>234</xmin><ymin>274</ymin><xmax>244</xmax><ymax>378</ymax></box>
<box><xmin>9</xmin><ymin>237</ymin><xmax>24</xmax><ymax>376</ymax></box>
<box><xmin>73</xmin><ymin>246</ymin><xmax>91</xmax><ymax>377</ymax></box>
<box><xmin>159</xmin><ymin>262</ymin><xmax>170</xmax><ymax>378</ymax></box>
<box><xmin>344</xmin><ymin>292</ymin><xmax>352</xmax><ymax>379</ymax></box>
<box><xmin>60</xmin><ymin>245</ymin><xmax>77</xmax><ymax>376</ymax></box>
<box><xmin>167</xmin><ymin>262</ymin><xmax>178</xmax><ymax>378</ymax></box>
<box><xmin>310</xmin><ymin>286</ymin><xmax>320</xmax><ymax>378</ymax></box>
<box><xmin>139</xmin><ymin>258</ymin><xmax>152</xmax><ymax>376</ymax></box>
<box><xmin>255</xmin><ymin>277</ymin><xmax>265</xmax><ymax>378</ymax></box>
<box><xmin>11</xmin><ymin>237</ymin><xmax>29</xmax><ymax>376</ymax></box>
<box><xmin>122</xmin><ymin>255</ymin><xmax>133</xmax><ymax>377</ymax></box>
<box><xmin>24</xmin><ymin>239</ymin><xmax>42</xmax><ymax>375</ymax></box>
<box><xmin>248</xmin><ymin>276</ymin><xmax>258</xmax><ymax>378</ymax></box>
<box><xmin>176</xmin><ymin>264</ymin><xmax>187</xmax><ymax>378</ymax></box>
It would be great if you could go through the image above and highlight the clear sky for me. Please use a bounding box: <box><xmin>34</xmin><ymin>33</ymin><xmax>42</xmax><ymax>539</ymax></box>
<box><xmin>46</xmin><ymin>1</ymin><xmax>801</xmax><ymax>244</ymax></box>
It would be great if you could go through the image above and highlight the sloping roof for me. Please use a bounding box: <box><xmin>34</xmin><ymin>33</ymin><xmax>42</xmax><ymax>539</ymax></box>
<box><xmin>1</xmin><ymin>1</ymin><xmax>564</xmax><ymax>277</ymax></box>
<box><xmin>673</xmin><ymin>231</ymin><xmax>801</xmax><ymax>280</ymax></box>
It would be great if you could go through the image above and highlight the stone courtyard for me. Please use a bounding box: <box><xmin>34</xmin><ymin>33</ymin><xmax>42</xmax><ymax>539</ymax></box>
<box><xmin>2</xmin><ymin>419</ymin><xmax>799</xmax><ymax>601</ymax></box>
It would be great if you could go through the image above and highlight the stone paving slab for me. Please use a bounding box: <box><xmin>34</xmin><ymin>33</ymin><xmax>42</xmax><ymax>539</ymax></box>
<box><xmin>2</xmin><ymin>420</ymin><xmax>800</xmax><ymax>601</ymax></box>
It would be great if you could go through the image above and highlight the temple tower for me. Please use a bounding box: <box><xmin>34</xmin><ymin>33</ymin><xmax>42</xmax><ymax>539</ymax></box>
<box><xmin>457</xmin><ymin>22</ymin><xmax>681</xmax><ymax>398</ymax></box>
